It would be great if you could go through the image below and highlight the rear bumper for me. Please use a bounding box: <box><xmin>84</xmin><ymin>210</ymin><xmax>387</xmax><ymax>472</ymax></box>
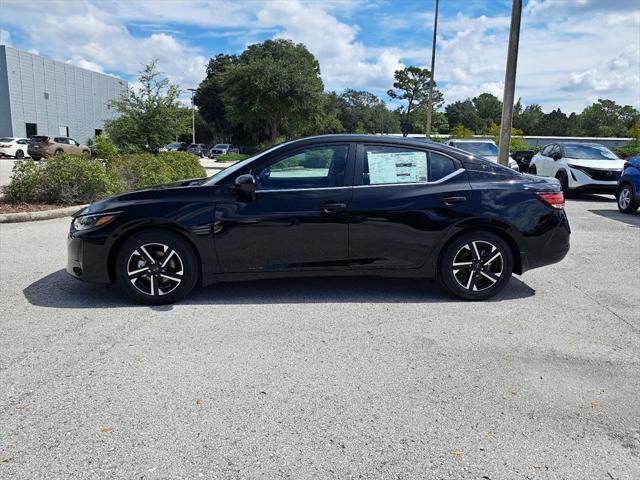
<box><xmin>571</xmin><ymin>184</ymin><xmax>617</xmax><ymax>194</ymax></box>
<box><xmin>520</xmin><ymin>211</ymin><xmax>571</xmax><ymax>273</ymax></box>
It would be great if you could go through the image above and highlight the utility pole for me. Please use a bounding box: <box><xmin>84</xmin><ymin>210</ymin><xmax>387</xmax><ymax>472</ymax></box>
<box><xmin>425</xmin><ymin>0</ymin><xmax>440</xmax><ymax>139</ymax></box>
<box><xmin>187</xmin><ymin>88</ymin><xmax>197</xmax><ymax>144</ymax></box>
<box><xmin>498</xmin><ymin>0</ymin><xmax>522</xmax><ymax>166</ymax></box>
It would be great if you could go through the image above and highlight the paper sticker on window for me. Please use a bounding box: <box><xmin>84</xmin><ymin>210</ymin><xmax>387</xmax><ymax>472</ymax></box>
<box><xmin>367</xmin><ymin>150</ymin><xmax>428</xmax><ymax>184</ymax></box>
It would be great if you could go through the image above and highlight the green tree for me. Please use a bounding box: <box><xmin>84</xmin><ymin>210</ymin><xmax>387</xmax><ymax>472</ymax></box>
<box><xmin>105</xmin><ymin>60</ymin><xmax>184</xmax><ymax>152</ymax></box>
<box><xmin>576</xmin><ymin>99</ymin><xmax>639</xmax><ymax>137</ymax></box>
<box><xmin>387</xmin><ymin>66</ymin><xmax>443</xmax><ymax>136</ymax></box>
<box><xmin>513</xmin><ymin>103</ymin><xmax>544</xmax><ymax>134</ymax></box>
<box><xmin>472</xmin><ymin>93</ymin><xmax>502</xmax><ymax>130</ymax></box>
<box><xmin>449</xmin><ymin>125</ymin><xmax>474</xmax><ymax>138</ymax></box>
<box><xmin>445</xmin><ymin>99</ymin><xmax>482</xmax><ymax>132</ymax></box>
<box><xmin>194</xmin><ymin>54</ymin><xmax>238</xmax><ymax>137</ymax></box>
<box><xmin>338</xmin><ymin>89</ymin><xmax>399</xmax><ymax>133</ymax></box>
<box><xmin>221</xmin><ymin>39</ymin><xmax>325</xmax><ymax>142</ymax></box>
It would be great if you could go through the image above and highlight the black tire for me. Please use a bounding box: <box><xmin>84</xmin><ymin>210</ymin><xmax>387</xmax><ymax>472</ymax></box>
<box><xmin>438</xmin><ymin>231</ymin><xmax>514</xmax><ymax>301</ymax></box>
<box><xmin>15</xmin><ymin>150</ymin><xmax>24</xmax><ymax>159</ymax></box>
<box><xmin>115</xmin><ymin>230</ymin><xmax>199</xmax><ymax>305</ymax></box>
<box><xmin>555</xmin><ymin>171</ymin><xmax>569</xmax><ymax>194</ymax></box>
<box><xmin>54</xmin><ymin>149</ymin><xmax>64</xmax><ymax>156</ymax></box>
<box><xmin>617</xmin><ymin>183</ymin><xmax>639</xmax><ymax>214</ymax></box>
<box><xmin>31</xmin><ymin>155</ymin><xmax>41</xmax><ymax>161</ymax></box>
<box><xmin>528</xmin><ymin>164</ymin><xmax>537</xmax><ymax>175</ymax></box>
<box><xmin>82</xmin><ymin>150</ymin><xmax>91</xmax><ymax>159</ymax></box>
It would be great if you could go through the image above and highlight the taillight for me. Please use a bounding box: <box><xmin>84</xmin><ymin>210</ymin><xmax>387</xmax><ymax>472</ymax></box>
<box><xmin>0</xmin><ymin>144</ymin><xmax>11</xmax><ymax>148</ymax></box>
<box><xmin>537</xmin><ymin>192</ymin><xmax>565</xmax><ymax>209</ymax></box>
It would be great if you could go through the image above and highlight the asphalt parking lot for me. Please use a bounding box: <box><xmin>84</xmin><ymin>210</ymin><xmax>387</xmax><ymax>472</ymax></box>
<box><xmin>0</xmin><ymin>196</ymin><xmax>639</xmax><ymax>479</ymax></box>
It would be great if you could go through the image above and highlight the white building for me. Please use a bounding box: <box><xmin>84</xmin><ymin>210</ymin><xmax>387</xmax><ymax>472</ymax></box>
<box><xmin>0</xmin><ymin>45</ymin><xmax>127</xmax><ymax>143</ymax></box>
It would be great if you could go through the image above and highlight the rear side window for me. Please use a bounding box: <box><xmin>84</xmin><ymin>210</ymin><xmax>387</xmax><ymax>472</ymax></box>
<box><xmin>429</xmin><ymin>151</ymin><xmax>457</xmax><ymax>181</ymax></box>
<box><xmin>541</xmin><ymin>144</ymin><xmax>554</xmax><ymax>156</ymax></box>
<box><xmin>362</xmin><ymin>146</ymin><xmax>457</xmax><ymax>185</ymax></box>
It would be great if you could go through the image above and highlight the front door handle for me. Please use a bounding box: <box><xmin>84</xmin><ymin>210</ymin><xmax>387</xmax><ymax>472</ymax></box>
<box><xmin>442</xmin><ymin>196</ymin><xmax>467</xmax><ymax>205</ymax></box>
<box><xmin>321</xmin><ymin>202</ymin><xmax>347</xmax><ymax>215</ymax></box>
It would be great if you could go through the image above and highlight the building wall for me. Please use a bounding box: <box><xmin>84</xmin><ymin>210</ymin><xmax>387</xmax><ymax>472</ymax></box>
<box><xmin>0</xmin><ymin>45</ymin><xmax>127</xmax><ymax>143</ymax></box>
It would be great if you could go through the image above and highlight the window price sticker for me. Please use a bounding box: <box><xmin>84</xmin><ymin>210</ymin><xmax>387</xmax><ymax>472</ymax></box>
<box><xmin>367</xmin><ymin>151</ymin><xmax>428</xmax><ymax>184</ymax></box>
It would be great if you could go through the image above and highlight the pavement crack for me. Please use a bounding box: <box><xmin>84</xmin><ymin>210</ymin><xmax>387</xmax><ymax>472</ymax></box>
<box><xmin>569</xmin><ymin>282</ymin><xmax>639</xmax><ymax>335</ymax></box>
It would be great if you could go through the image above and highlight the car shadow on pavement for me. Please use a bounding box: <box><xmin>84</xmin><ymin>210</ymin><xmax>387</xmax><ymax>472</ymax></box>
<box><xmin>24</xmin><ymin>269</ymin><xmax>536</xmax><ymax>309</ymax></box>
<box><xmin>588</xmin><ymin>209</ymin><xmax>640</xmax><ymax>227</ymax></box>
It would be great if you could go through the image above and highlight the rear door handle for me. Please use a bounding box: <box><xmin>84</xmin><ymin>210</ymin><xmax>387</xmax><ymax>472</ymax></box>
<box><xmin>321</xmin><ymin>202</ymin><xmax>347</xmax><ymax>215</ymax></box>
<box><xmin>442</xmin><ymin>196</ymin><xmax>467</xmax><ymax>205</ymax></box>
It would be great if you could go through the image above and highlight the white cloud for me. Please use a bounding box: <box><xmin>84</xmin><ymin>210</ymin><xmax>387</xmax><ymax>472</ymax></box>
<box><xmin>256</xmin><ymin>0</ymin><xmax>403</xmax><ymax>90</ymax></box>
<box><xmin>0</xmin><ymin>29</ymin><xmax>11</xmax><ymax>46</ymax></box>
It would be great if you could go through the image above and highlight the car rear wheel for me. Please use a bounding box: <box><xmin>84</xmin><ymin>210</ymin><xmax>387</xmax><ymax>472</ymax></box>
<box><xmin>82</xmin><ymin>150</ymin><xmax>91</xmax><ymax>159</ymax></box>
<box><xmin>54</xmin><ymin>149</ymin><xmax>64</xmax><ymax>156</ymax></box>
<box><xmin>115</xmin><ymin>230</ymin><xmax>199</xmax><ymax>305</ymax></box>
<box><xmin>15</xmin><ymin>150</ymin><xmax>24</xmax><ymax>159</ymax></box>
<box><xmin>438</xmin><ymin>232</ymin><xmax>513</xmax><ymax>301</ymax></box>
<box><xmin>617</xmin><ymin>184</ymin><xmax>639</xmax><ymax>214</ymax></box>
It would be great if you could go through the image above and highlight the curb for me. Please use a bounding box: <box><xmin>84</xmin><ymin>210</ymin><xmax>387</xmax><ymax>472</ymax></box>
<box><xmin>0</xmin><ymin>204</ymin><xmax>87</xmax><ymax>224</ymax></box>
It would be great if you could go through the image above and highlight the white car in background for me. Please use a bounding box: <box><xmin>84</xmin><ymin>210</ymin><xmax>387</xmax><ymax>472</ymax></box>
<box><xmin>445</xmin><ymin>139</ymin><xmax>519</xmax><ymax>171</ymax></box>
<box><xmin>528</xmin><ymin>142</ymin><xmax>625</xmax><ymax>195</ymax></box>
<box><xmin>0</xmin><ymin>137</ymin><xmax>31</xmax><ymax>159</ymax></box>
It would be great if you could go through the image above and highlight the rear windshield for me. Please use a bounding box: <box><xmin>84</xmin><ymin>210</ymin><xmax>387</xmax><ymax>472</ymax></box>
<box><xmin>214</xmin><ymin>144</ymin><xmax>229</xmax><ymax>148</ymax></box>
<box><xmin>30</xmin><ymin>136</ymin><xmax>49</xmax><ymax>142</ymax></box>
<box><xmin>563</xmin><ymin>144</ymin><xmax>619</xmax><ymax>160</ymax></box>
<box><xmin>0</xmin><ymin>137</ymin><xmax>13</xmax><ymax>142</ymax></box>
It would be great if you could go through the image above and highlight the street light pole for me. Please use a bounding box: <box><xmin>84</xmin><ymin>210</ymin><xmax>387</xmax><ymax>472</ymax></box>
<box><xmin>187</xmin><ymin>88</ymin><xmax>196</xmax><ymax>144</ymax></box>
<box><xmin>425</xmin><ymin>0</ymin><xmax>440</xmax><ymax>139</ymax></box>
<box><xmin>498</xmin><ymin>0</ymin><xmax>522</xmax><ymax>166</ymax></box>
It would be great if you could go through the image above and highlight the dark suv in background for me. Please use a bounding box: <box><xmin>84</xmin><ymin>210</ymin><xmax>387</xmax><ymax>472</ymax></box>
<box><xmin>28</xmin><ymin>136</ymin><xmax>91</xmax><ymax>160</ymax></box>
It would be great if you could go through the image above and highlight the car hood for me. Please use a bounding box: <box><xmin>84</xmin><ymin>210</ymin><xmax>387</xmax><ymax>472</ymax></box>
<box><xmin>564</xmin><ymin>158</ymin><xmax>626</xmax><ymax>169</ymax></box>
<box><xmin>73</xmin><ymin>177</ymin><xmax>211</xmax><ymax>217</ymax></box>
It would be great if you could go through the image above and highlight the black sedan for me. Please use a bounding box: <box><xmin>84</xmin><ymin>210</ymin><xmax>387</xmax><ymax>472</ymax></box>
<box><xmin>67</xmin><ymin>134</ymin><xmax>570</xmax><ymax>304</ymax></box>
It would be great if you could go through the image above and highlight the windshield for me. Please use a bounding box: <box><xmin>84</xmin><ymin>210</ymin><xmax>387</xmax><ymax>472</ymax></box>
<box><xmin>214</xmin><ymin>144</ymin><xmax>229</xmax><ymax>148</ymax></box>
<box><xmin>453</xmin><ymin>142</ymin><xmax>498</xmax><ymax>157</ymax></box>
<box><xmin>563</xmin><ymin>144</ymin><xmax>619</xmax><ymax>160</ymax></box>
<box><xmin>204</xmin><ymin>142</ymin><xmax>289</xmax><ymax>185</ymax></box>
<box><xmin>166</xmin><ymin>142</ymin><xmax>182</xmax><ymax>148</ymax></box>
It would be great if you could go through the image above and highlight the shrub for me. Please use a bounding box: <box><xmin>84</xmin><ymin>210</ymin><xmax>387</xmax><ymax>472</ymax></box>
<box><xmin>217</xmin><ymin>153</ymin><xmax>250</xmax><ymax>163</ymax></box>
<box><xmin>158</xmin><ymin>151</ymin><xmax>207</xmax><ymax>179</ymax></box>
<box><xmin>614</xmin><ymin>145</ymin><xmax>640</xmax><ymax>159</ymax></box>
<box><xmin>93</xmin><ymin>133</ymin><xmax>119</xmax><ymax>161</ymax></box>
<box><xmin>4</xmin><ymin>155</ymin><xmax>121</xmax><ymax>204</ymax></box>
<box><xmin>449</xmin><ymin>125</ymin><xmax>474</xmax><ymax>139</ymax></box>
<box><xmin>108</xmin><ymin>153</ymin><xmax>175</xmax><ymax>190</ymax></box>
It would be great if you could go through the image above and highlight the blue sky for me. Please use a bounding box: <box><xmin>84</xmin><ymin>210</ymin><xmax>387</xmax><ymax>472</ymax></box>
<box><xmin>1</xmin><ymin>0</ymin><xmax>638</xmax><ymax>113</ymax></box>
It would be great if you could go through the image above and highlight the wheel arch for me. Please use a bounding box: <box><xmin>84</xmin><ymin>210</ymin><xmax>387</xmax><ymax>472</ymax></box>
<box><xmin>107</xmin><ymin>224</ymin><xmax>204</xmax><ymax>285</ymax></box>
<box><xmin>435</xmin><ymin>224</ymin><xmax>523</xmax><ymax>276</ymax></box>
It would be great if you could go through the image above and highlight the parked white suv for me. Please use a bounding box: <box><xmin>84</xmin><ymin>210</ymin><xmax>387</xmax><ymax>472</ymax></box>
<box><xmin>445</xmin><ymin>139</ymin><xmax>519</xmax><ymax>171</ymax></box>
<box><xmin>0</xmin><ymin>137</ymin><xmax>30</xmax><ymax>159</ymax></box>
<box><xmin>528</xmin><ymin>142</ymin><xmax>625</xmax><ymax>194</ymax></box>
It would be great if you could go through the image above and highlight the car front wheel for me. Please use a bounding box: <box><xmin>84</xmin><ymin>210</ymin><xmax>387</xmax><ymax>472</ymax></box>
<box><xmin>438</xmin><ymin>232</ymin><xmax>513</xmax><ymax>301</ymax></box>
<box><xmin>617</xmin><ymin>184</ymin><xmax>639</xmax><ymax>214</ymax></box>
<box><xmin>115</xmin><ymin>230</ymin><xmax>199</xmax><ymax>305</ymax></box>
<box><xmin>528</xmin><ymin>164</ymin><xmax>537</xmax><ymax>175</ymax></box>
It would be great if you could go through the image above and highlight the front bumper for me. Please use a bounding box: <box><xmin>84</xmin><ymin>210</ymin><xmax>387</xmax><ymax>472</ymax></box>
<box><xmin>66</xmin><ymin>231</ymin><xmax>112</xmax><ymax>284</ymax></box>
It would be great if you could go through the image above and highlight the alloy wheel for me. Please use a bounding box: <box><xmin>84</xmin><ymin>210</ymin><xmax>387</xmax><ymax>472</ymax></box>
<box><xmin>127</xmin><ymin>242</ymin><xmax>184</xmax><ymax>296</ymax></box>
<box><xmin>619</xmin><ymin>187</ymin><xmax>631</xmax><ymax>210</ymax></box>
<box><xmin>452</xmin><ymin>240</ymin><xmax>504</xmax><ymax>292</ymax></box>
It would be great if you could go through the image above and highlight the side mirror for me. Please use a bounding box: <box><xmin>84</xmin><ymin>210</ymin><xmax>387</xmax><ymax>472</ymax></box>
<box><xmin>234</xmin><ymin>174</ymin><xmax>256</xmax><ymax>195</ymax></box>
<box><xmin>552</xmin><ymin>152</ymin><xmax>562</xmax><ymax>160</ymax></box>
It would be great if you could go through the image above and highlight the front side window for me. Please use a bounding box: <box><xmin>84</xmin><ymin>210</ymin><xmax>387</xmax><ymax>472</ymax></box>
<box><xmin>54</xmin><ymin>137</ymin><xmax>68</xmax><ymax>144</ymax></box>
<box><xmin>257</xmin><ymin>144</ymin><xmax>349</xmax><ymax>190</ymax></box>
<box><xmin>541</xmin><ymin>145</ymin><xmax>554</xmax><ymax>156</ymax></box>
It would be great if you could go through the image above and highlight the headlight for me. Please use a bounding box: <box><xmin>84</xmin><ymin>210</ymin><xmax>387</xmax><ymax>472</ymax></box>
<box><xmin>72</xmin><ymin>212</ymin><xmax>119</xmax><ymax>231</ymax></box>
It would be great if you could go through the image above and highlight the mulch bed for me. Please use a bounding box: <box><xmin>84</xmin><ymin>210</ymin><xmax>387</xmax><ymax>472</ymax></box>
<box><xmin>0</xmin><ymin>199</ymin><xmax>75</xmax><ymax>214</ymax></box>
